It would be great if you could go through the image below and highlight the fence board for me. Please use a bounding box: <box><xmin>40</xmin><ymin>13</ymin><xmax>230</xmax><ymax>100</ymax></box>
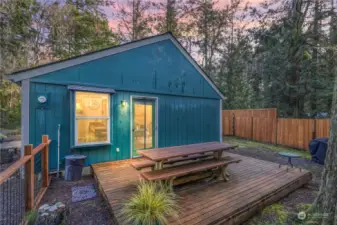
<box><xmin>222</xmin><ymin>108</ymin><xmax>332</xmax><ymax>150</ymax></box>
<box><xmin>315</xmin><ymin>119</ymin><xmax>330</xmax><ymax>138</ymax></box>
<box><xmin>235</xmin><ymin>117</ymin><xmax>252</xmax><ymax>139</ymax></box>
<box><xmin>222</xmin><ymin>108</ymin><xmax>277</xmax><ymax>137</ymax></box>
<box><xmin>252</xmin><ymin>118</ymin><xmax>276</xmax><ymax>143</ymax></box>
<box><xmin>276</xmin><ymin>119</ymin><xmax>313</xmax><ymax>150</ymax></box>
<box><xmin>222</xmin><ymin>114</ymin><xmax>233</xmax><ymax>135</ymax></box>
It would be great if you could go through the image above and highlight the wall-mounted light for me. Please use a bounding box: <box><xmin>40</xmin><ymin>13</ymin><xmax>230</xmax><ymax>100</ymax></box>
<box><xmin>38</xmin><ymin>95</ymin><xmax>47</xmax><ymax>104</ymax></box>
<box><xmin>121</xmin><ymin>100</ymin><xmax>127</xmax><ymax>107</ymax></box>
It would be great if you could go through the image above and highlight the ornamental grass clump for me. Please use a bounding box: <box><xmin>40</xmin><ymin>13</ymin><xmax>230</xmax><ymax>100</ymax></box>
<box><xmin>122</xmin><ymin>181</ymin><xmax>179</xmax><ymax>225</ymax></box>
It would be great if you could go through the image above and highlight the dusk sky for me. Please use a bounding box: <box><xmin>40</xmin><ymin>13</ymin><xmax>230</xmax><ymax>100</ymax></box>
<box><xmin>103</xmin><ymin>0</ymin><xmax>264</xmax><ymax>31</ymax></box>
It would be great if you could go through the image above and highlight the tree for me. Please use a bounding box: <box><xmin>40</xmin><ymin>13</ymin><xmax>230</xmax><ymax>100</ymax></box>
<box><xmin>49</xmin><ymin>0</ymin><xmax>119</xmax><ymax>59</ymax></box>
<box><xmin>185</xmin><ymin>0</ymin><xmax>232</xmax><ymax>75</ymax></box>
<box><xmin>307</xmin><ymin>2</ymin><xmax>337</xmax><ymax>224</ymax></box>
<box><xmin>113</xmin><ymin>0</ymin><xmax>154</xmax><ymax>41</ymax></box>
<box><xmin>0</xmin><ymin>0</ymin><xmax>40</xmax><ymax>128</ymax></box>
<box><xmin>308</xmin><ymin>47</ymin><xmax>337</xmax><ymax>225</ymax></box>
<box><xmin>155</xmin><ymin>0</ymin><xmax>182</xmax><ymax>37</ymax></box>
<box><xmin>0</xmin><ymin>0</ymin><xmax>119</xmax><ymax>129</ymax></box>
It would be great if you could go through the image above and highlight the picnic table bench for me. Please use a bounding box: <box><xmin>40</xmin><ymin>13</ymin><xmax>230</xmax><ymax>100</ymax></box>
<box><xmin>133</xmin><ymin>142</ymin><xmax>240</xmax><ymax>188</ymax></box>
<box><xmin>130</xmin><ymin>152</ymin><xmax>213</xmax><ymax>170</ymax></box>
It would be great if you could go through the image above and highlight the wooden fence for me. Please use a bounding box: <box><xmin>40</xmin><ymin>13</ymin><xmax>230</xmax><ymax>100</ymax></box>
<box><xmin>223</xmin><ymin>108</ymin><xmax>330</xmax><ymax>150</ymax></box>
<box><xmin>0</xmin><ymin>135</ymin><xmax>51</xmax><ymax>224</ymax></box>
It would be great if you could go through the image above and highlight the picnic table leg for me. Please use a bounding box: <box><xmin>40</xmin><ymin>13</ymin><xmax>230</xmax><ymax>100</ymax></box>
<box><xmin>214</xmin><ymin>150</ymin><xmax>231</xmax><ymax>177</ymax></box>
<box><xmin>221</xmin><ymin>166</ymin><xmax>229</xmax><ymax>181</ymax></box>
<box><xmin>154</xmin><ymin>161</ymin><xmax>164</xmax><ymax>170</ymax></box>
<box><xmin>213</xmin><ymin>150</ymin><xmax>222</xmax><ymax>160</ymax></box>
<box><xmin>168</xmin><ymin>176</ymin><xmax>176</xmax><ymax>191</ymax></box>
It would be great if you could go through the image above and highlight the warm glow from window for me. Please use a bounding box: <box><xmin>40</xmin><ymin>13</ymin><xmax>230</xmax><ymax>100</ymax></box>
<box><xmin>75</xmin><ymin>92</ymin><xmax>110</xmax><ymax>145</ymax></box>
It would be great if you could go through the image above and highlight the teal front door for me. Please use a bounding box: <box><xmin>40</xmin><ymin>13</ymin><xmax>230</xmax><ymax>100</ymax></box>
<box><xmin>132</xmin><ymin>99</ymin><xmax>156</xmax><ymax>157</ymax></box>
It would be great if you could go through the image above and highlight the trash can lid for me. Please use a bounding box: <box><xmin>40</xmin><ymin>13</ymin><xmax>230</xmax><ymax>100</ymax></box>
<box><xmin>65</xmin><ymin>154</ymin><xmax>87</xmax><ymax>160</ymax></box>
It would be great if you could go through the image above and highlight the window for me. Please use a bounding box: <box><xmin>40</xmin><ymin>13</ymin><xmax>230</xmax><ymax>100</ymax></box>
<box><xmin>75</xmin><ymin>91</ymin><xmax>110</xmax><ymax>145</ymax></box>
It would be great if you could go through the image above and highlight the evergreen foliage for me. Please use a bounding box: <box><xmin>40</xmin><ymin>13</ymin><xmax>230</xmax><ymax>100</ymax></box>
<box><xmin>1</xmin><ymin>0</ymin><xmax>336</xmax><ymax>128</ymax></box>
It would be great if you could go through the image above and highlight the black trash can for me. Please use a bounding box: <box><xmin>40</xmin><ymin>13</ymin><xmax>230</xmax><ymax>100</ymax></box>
<box><xmin>64</xmin><ymin>155</ymin><xmax>87</xmax><ymax>181</ymax></box>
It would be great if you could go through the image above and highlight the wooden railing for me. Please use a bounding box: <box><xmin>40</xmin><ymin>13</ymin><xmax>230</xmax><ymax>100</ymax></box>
<box><xmin>0</xmin><ymin>135</ymin><xmax>51</xmax><ymax>224</ymax></box>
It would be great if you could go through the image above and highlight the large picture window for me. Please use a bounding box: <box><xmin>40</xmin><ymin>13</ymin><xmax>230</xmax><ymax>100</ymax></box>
<box><xmin>75</xmin><ymin>91</ymin><xmax>110</xmax><ymax>145</ymax></box>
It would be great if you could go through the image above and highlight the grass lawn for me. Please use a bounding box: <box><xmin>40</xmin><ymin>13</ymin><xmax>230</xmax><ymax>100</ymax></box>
<box><xmin>224</xmin><ymin>136</ymin><xmax>312</xmax><ymax>159</ymax></box>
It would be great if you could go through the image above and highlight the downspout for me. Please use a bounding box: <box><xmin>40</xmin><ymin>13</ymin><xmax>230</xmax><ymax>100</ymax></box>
<box><xmin>57</xmin><ymin>124</ymin><xmax>61</xmax><ymax>177</ymax></box>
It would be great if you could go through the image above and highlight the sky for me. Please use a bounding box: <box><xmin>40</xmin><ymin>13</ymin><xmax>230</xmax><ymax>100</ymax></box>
<box><xmin>103</xmin><ymin>0</ymin><xmax>265</xmax><ymax>32</ymax></box>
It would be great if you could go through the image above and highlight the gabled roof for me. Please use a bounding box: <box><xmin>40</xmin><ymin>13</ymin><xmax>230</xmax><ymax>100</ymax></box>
<box><xmin>6</xmin><ymin>32</ymin><xmax>225</xmax><ymax>100</ymax></box>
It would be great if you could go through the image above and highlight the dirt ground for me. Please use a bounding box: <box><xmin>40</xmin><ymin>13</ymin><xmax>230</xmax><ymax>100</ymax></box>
<box><xmin>40</xmin><ymin>176</ymin><xmax>114</xmax><ymax>225</ymax></box>
<box><xmin>40</xmin><ymin>137</ymin><xmax>323</xmax><ymax>225</ymax></box>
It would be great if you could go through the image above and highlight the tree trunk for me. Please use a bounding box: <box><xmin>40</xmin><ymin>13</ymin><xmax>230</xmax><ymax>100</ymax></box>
<box><xmin>310</xmin><ymin>0</ymin><xmax>320</xmax><ymax>117</ymax></box>
<box><xmin>308</xmin><ymin>51</ymin><xmax>337</xmax><ymax>225</ymax></box>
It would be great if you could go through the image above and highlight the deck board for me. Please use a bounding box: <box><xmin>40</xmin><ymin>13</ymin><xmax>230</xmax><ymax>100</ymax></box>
<box><xmin>92</xmin><ymin>153</ymin><xmax>312</xmax><ymax>225</ymax></box>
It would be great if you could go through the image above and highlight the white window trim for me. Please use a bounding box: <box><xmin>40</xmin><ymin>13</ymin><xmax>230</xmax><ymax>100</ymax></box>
<box><xmin>74</xmin><ymin>92</ymin><xmax>111</xmax><ymax>146</ymax></box>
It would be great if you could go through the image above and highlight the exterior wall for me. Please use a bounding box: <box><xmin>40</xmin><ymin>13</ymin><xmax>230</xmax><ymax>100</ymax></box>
<box><xmin>28</xmin><ymin>39</ymin><xmax>222</xmax><ymax>170</ymax></box>
<box><xmin>30</xmin><ymin>40</ymin><xmax>220</xmax><ymax>100</ymax></box>
<box><xmin>29</xmin><ymin>82</ymin><xmax>220</xmax><ymax>169</ymax></box>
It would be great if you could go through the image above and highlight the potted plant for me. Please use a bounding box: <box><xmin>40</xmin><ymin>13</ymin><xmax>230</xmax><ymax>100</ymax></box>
<box><xmin>122</xmin><ymin>181</ymin><xmax>179</xmax><ymax>225</ymax></box>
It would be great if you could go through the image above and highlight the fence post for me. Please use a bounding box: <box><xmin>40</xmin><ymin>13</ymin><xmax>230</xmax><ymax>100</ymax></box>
<box><xmin>251</xmin><ymin>117</ymin><xmax>254</xmax><ymax>140</ymax></box>
<box><xmin>24</xmin><ymin>144</ymin><xmax>34</xmax><ymax>211</ymax></box>
<box><xmin>312</xmin><ymin>119</ymin><xmax>316</xmax><ymax>140</ymax></box>
<box><xmin>42</xmin><ymin>135</ymin><xmax>49</xmax><ymax>187</ymax></box>
<box><xmin>275</xmin><ymin>118</ymin><xmax>279</xmax><ymax>145</ymax></box>
<box><xmin>232</xmin><ymin>113</ymin><xmax>235</xmax><ymax>136</ymax></box>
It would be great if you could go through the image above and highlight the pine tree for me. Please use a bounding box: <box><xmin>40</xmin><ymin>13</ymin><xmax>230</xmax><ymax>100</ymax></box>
<box><xmin>113</xmin><ymin>0</ymin><xmax>153</xmax><ymax>41</ymax></box>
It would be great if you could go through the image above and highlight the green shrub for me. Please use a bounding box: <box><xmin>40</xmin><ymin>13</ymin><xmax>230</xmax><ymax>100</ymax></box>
<box><xmin>25</xmin><ymin>210</ymin><xmax>38</xmax><ymax>225</ymax></box>
<box><xmin>122</xmin><ymin>181</ymin><xmax>179</xmax><ymax>225</ymax></box>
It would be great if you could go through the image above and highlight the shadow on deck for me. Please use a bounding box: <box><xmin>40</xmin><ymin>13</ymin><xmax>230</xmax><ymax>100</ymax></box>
<box><xmin>91</xmin><ymin>153</ymin><xmax>312</xmax><ymax>225</ymax></box>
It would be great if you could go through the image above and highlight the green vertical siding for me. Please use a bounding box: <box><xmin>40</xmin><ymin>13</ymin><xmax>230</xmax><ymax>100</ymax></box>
<box><xmin>30</xmin><ymin>84</ymin><xmax>220</xmax><ymax>169</ymax></box>
<box><xmin>31</xmin><ymin>40</ymin><xmax>221</xmax><ymax>100</ymax></box>
<box><xmin>28</xmin><ymin>38</ymin><xmax>222</xmax><ymax>169</ymax></box>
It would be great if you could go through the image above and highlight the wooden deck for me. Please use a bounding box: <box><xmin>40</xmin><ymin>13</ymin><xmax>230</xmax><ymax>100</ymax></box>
<box><xmin>92</xmin><ymin>153</ymin><xmax>312</xmax><ymax>225</ymax></box>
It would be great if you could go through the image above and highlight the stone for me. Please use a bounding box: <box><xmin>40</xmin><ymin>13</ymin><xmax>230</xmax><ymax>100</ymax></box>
<box><xmin>57</xmin><ymin>204</ymin><xmax>65</xmax><ymax>209</ymax></box>
<box><xmin>38</xmin><ymin>204</ymin><xmax>50</xmax><ymax>212</ymax></box>
<box><xmin>35</xmin><ymin>203</ymin><xmax>68</xmax><ymax>225</ymax></box>
<box><xmin>55</xmin><ymin>202</ymin><xmax>65</xmax><ymax>208</ymax></box>
<box><xmin>48</xmin><ymin>205</ymin><xmax>58</xmax><ymax>212</ymax></box>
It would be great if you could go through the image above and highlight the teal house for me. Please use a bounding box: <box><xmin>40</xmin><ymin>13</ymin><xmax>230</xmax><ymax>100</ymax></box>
<box><xmin>7</xmin><ymin>33</ymin><xmax>224</xmax><ymax>171</ymax></box>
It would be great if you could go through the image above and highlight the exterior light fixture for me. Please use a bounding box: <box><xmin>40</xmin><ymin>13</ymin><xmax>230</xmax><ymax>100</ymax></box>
<box><xmin>38</xmin><ymin>95</ymin><xmax>47</xmax><ymax>103</ymax></box>
<box><xmin>121</xmin><ymin>100</ymin><xmax>127</xmax><ymax>107</ymax></box>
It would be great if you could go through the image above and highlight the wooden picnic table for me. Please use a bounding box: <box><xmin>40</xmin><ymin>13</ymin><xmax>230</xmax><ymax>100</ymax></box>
<box><xmin>137</xmin><ymin>142</ymin><xmax>237</xmax><ymax>170</ymax></box>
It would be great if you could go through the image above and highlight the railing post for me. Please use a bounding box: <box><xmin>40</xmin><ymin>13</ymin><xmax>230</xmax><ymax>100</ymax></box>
<box><xmin>24</xmin><ymin>144</ymin><xmax>34</xmax><ymax>211</ymax></box>
<box><xmin>42</xmin><ymin>135</ymin><xmax>49</xmax><ymax>187</ymax></box>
